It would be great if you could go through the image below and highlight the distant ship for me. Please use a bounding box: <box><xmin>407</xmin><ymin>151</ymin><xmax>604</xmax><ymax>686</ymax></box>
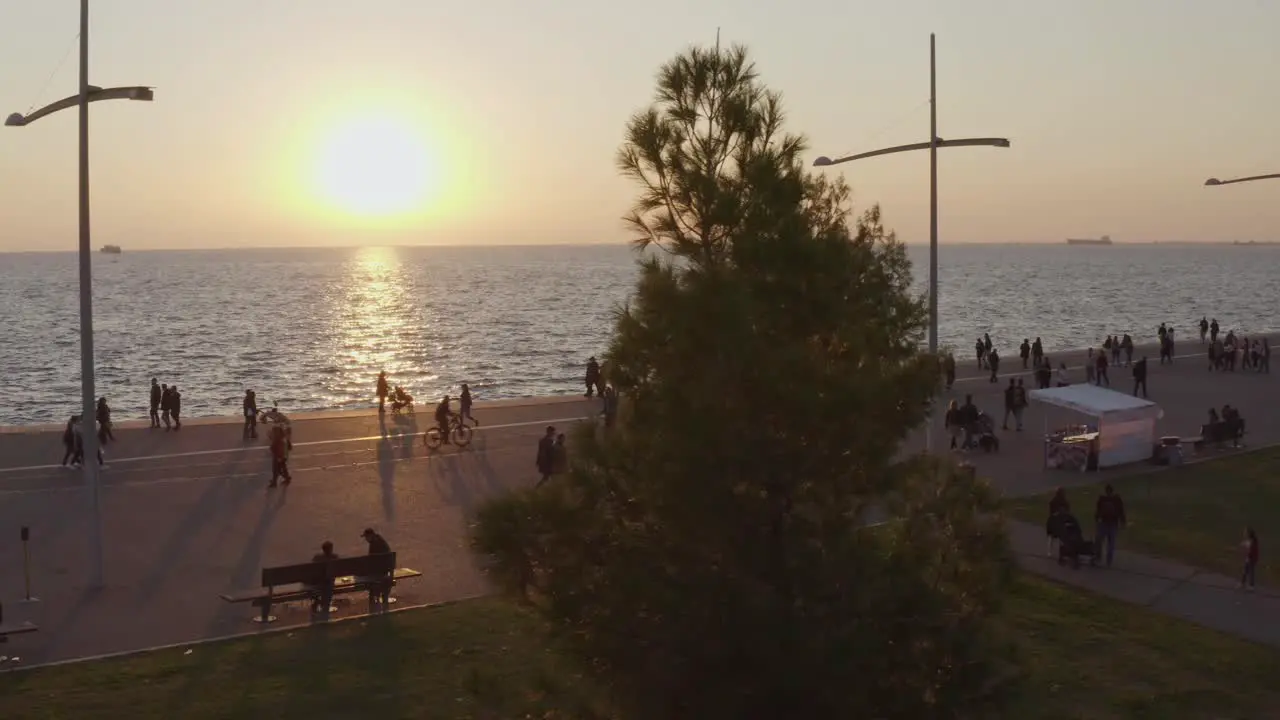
<box><xmin>1066</xmin><ymin>235</ymin><xmax>1112</xmax><ymax>246</ymax></box>
<box><xmin>1233</xmin><ymin>241</ymin><xmax>1280</xmax><ymax>246</ymax></box>
<box><xmin>99</xmin><ymin>245</ymin><xmax>122</xmax><ymax>254</ymax></box>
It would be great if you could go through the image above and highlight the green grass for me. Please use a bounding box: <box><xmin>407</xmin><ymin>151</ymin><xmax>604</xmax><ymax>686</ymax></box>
<box><xmin>1006</xmin><ymin>447</ymin><xmax>1280</xmax><ymax>586</ymax></box>
<box><xmin>4</xmin><ymin>579</ymin><xmax>1280</xmax><ymax>719</ymax></box>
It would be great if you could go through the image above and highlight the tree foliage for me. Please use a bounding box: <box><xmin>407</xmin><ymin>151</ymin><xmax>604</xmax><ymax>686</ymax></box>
<box><xmin>471</xmin><ymin>43</ymin><xmax>1015</xmax><ymax>719</ymax></box>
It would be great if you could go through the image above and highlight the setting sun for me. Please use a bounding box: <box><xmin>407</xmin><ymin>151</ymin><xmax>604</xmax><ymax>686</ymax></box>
<box><xmin>312</xmin><ymin>116</ymin><xmax>440</xmax><ymax>217</ymax></box>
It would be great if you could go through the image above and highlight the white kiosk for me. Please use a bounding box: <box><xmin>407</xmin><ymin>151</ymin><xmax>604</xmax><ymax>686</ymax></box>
<box><xmin>1030</xmin><ymin>385</ymin><xmax>1163</xmax><ymax>470</ymax></box>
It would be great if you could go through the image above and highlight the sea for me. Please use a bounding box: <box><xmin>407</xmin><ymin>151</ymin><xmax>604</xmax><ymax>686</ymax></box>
<box><xmin>1</xmin><ymin>242</ymin><xmax>1276</xmax><ymax>426</ymax></box>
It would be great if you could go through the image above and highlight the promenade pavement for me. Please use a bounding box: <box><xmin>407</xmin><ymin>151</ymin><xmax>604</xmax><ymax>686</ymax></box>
<box><xmin>3</xmin><ymin>333</ymin><xmax>1279</xmax><ymax>666</ymax></box>
<box><xmin>0</xmin><ymin>396</ymin><xmax>595</xmax><ymax>665</ymax></box>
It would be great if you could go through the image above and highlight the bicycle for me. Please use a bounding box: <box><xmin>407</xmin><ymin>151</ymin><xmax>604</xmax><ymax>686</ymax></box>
<box><xmin>423</xmin><ymin>414</ymin><xmax>474</xmax><ymax>450</ymax></box>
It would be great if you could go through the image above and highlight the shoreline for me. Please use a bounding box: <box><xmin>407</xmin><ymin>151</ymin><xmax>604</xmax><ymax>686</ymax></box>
<box><xmin>3</xmin><ymin>331</ymin><xmax>1271</xmax><ymax>434</ymax></box>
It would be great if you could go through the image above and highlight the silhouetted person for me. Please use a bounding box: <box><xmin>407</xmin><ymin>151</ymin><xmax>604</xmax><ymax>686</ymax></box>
<box><xmin>1199</xmin><ymin>316</ymin><xmax>1209</xmax><ymax>344</ymax></box>
<box><xmin>602</xmin><ymin>386</ymin><xmax>619</xmax><ymax>429</ymax></box>
<box><xmin>309</xmin><ymin>541</ymin><xmax>339</xmax><ymax>614</ymax></box>
<box><xmin>149</xmin><ymin>377</ymin><xmax>162</xmax><ymax>428</ymax></box>
<box><xmin>1019</xmin><ymin>339</ymin><xmax>1031</xmax><ymax>369</ymax></box>
<box><xmin>1031</xmin><ymin>337</ymin><xmax>1044</xmax><ymax>367</ymax></box>
<box><xmin>584</xmin><ymin>357</ymin><xmax>601</xmax><ymax>398</ymax></box>
<box><xmin>359</xmin><ymin>528</ymin><xmax>394</xmax><ymax>606</ymax></box>
<box><xmin>69</xmin><ymin>415</ymin><xmax>103</xmax><ymax>467</ymax></box>
<box><xmin>160</xmin><ymin>384</ymin><xmax>173</xmax><ymax>430</ymax></box>
<box><xmin>60</xmin><ymin>415</ymin><xmax>76</xmax><ymax>466</ymax></box>
<box><xmin>1132</xmin><ymin>356</ymin><xmax>1148</xmax><ymax>398</ymax></box>
<box><xmin>243</xmin><ymin>389</ymin><xmax>258</xmax><ymax>439</ymax></box>
<box><xmin>460</xmin><ymin>383</ymin><xmax>478</xmax><ymax>426</ymax></box>
<box><xmin>1094</xmin><ymin>484</ymin><xmax>1127</xmax><ymax>567</ymax></box>
<box><xmin>942</xmin><ymin>353</ymin><xmax>956</xmax><ymax>390</ymax></box>
<box><xmin>376</xmin><ymin>371</ymin><xmax>389</xmax><ymax>413</ymax></box>
<box><xmin>268</xmin><ymin>422</ymin><xmax>292</xmax><ymax>488</ymax></box>
<box><xmin>96</xmin><ymin>396</ymin><xmax>114</xmax><ymax>445</ymax></box>
<box><xmin>169</xmin><ymin>386</ymin><xmax>182</xmax><ymax>430</ymax></box>
<box><xmin>535</xmin><ymin>426</ymin><xmax>556</xmax><ymax>487</ymax></box>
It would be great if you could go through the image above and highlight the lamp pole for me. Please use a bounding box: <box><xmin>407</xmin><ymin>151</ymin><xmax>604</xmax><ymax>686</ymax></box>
<box><xmin>929</xmin><ymin>33</ymin><xmax>938</xmax><ymax>356</ymax></box>
<box><xmin>5</xmin><ymin>0</ymin><xmax>153</xmax><ymax>589</ymax></box>
<box><xmin>77</xmin><ymin>0</ymin><xmax>102</xmax><ymax>591</ymax></box>
<box><xmin>812</xmin><ymin>34</ymin><xmax>1009</xmax><ymax>452</ymax></box>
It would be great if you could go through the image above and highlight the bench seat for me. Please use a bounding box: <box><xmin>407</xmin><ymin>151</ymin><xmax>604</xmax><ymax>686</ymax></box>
<box><xmin>220</xmin><ymin>567</ymin><xmax>422</xmax><ymax>604</ymax></box>
<box><xmin>0</xmin><ymin>621</ymin><xmax>39</xmax><ymax>641</ymax></box>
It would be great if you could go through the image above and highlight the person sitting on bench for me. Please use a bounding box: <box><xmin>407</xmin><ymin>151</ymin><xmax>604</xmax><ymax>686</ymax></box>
<box><xmin>357</xmin><ymin>528</ymin><xmax>394</xmax><ymax>606</ymax></box>
<box><xmin>308</xmin><ymin>541</ymin><xmax>339</xmax><ymax>614</ymax></box>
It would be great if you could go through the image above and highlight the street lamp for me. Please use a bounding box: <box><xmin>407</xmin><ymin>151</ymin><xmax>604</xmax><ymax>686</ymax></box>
<box><xmin>5</xmin><ymin>0</ymin><xmax>154</xmax><ymax>589</ymax></box>
<box><xmin>813</xmin><ymin>34</ymin><xmax>1009</xmax><ymax>359</ymax></box>
<box><xmin>813</xmin><ymin>34</ymin><xmax>1008</xmax><ymax>453</ymax></box>
<box><xmin>1204</xmin><ymin>173</ymin><xmax>1280</xmax><ymax>187</ymax></box>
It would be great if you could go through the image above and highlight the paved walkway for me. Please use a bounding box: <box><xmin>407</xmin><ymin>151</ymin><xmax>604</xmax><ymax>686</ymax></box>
<box><xmin>0</xmin><ymin>396</ymin><xmax>594</xmax><ymax>665</ymax></box>
<box><xmin>2</xmin><ymin>333</ymin><xmax>1279</xmax><ymax>666</ymax></box>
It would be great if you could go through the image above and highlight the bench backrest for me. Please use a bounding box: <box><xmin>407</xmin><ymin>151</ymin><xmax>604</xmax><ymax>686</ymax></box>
<box><xmin>261</xmin><ymin>553</ymin><xmax>397</xmax><ymax>588</ymax></box>
<box><xmin>262</xmin><ymin>561</ymin><xmax>329</xmax><ymax>588</ymax></box>
<box><xmin>327</xmin><ymin>552</ymin><xmax>396</xmax><ymax>579</ymax></box>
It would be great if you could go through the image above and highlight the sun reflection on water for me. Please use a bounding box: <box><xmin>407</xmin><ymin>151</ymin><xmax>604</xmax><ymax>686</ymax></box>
<box><xmin>321</xmin><ymin>246</ymin><xmax>437</xmax><ymax>407</ymax></box>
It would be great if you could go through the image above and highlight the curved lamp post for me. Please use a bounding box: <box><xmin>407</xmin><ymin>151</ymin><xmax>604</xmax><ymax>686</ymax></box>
<box><xmin>4</xmin><ymin>0</ymin><xmax>154</xmax><ymax>589</ymax></box>
<box><xmin>1204</xmin><ymin>173</ymin><xmax>1280</xmax><ymax>187</ymax></box>
<box><xmin>813</xmin><ymin>34</ymin><xmax>1009</xmax><ymax>454</ymax></box>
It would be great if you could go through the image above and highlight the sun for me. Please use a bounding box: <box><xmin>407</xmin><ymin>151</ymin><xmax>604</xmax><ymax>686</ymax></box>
<box><xmin>313</xmin><ymin>116</ymin><xmax>440</xmax><ymax>217</ymax></box>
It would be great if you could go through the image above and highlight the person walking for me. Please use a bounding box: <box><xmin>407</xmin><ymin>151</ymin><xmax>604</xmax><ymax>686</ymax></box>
<box><xmin>1241</xmin><ymin>527</ymin><xmax>1260</xmax><ymax>591</ymax></box>
<box><xmin>149</xmin><ymin>378</ymin><xmax>162</xmax><ymax>428</ymax></box>
<box><xmin>584</xmin><ymin>357</ymin><xmax>601</xmax><ymax>398</ymax></box>
<box><xmin>376</xmin><ymin>371</ymin><xmax>390</xmax><ymax>413</ymax></box>
<box><xmin>1012</xmin><ymin>379</ymin><xmax>1028</xmax><ymax>431</ymax></box>
<box><xmin>267</xmin><ymin>422</ymin><xmax>292</xmax><ymax>488</ymax></box>
<box><xmin>70</xmin><ymin>415</ymin><xmax>104</xmax><ymax>468</ymax></box>
<box><xmin>1132</xmin><ymin>356</ymin><xmax>1148</xmax><ymax>398</ymax></box>
<box><xmin>60</xmin><ymin>415</ymin><xmax>77</xmax><ymax>467</ymax></box>
<box><xmin>1002</xmin><ymin>379</ymin><xmax>1017</xmax><ymax>431</ymax></box>
<box><xmin>160</xmin><ymin>384</ymin><xmax>173</xmax><ymax>430</ymax></box>
<box><xmin>96</xmin><ymin>396</ymin><xmax>114</xmax><ymax>445</ymax></box>
<box><xmin>169</xmin><ymin>386</ymin><xmax>183</xmax><ymax>431</ymax></box>
<box><xmin>535</xmin><ymin>426</ymin><xmax>556</xmax><ymax>487</ymax></box>
<box><xmin>243</xmin><ymin>389</ymin><xmax>259</xmax><ymax>440</ymax></box>
<box><xmin>459</xmin><ymin>383</ymin><xmax>478</xmax><ymax>426</ymax></box>
<box><xmin>1094</xmin><ymin>484</ymin><xmax>1127</xmax><ymax>568</ymax></box>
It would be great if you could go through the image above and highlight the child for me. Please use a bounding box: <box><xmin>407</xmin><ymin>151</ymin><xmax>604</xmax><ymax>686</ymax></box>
<box><xmin>1241</xmin><ymin>527</ymin><xmax>1259</xmax><ymax>590</ymax></box>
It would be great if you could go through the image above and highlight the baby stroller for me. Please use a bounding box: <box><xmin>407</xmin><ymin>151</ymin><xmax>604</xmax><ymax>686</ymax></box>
<box><xmin>1051</xmin><ymin>513</ymin><xmax>1098</xmax><ymax>569</ymax></box>
<box><xmin>390</xmin><ymin>387</ymin><xmax>414</xmax><ymax>414</ymax></box>
<box><xmin>971</xmin><ymin>412</ymin><xmax>1000</xmax><ymax>453</ymax></box>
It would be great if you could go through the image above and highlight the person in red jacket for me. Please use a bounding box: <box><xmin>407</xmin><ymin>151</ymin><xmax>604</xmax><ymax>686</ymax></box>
<box><xmin>268</xmin><ymin>422</ymin><xmax>293</xmax><ymax>488</ymax></box>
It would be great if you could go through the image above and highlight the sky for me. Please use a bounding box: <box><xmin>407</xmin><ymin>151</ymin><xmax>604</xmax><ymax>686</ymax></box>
<box><xmin>0</xmin><ymin>0</ymin><xmax>1277</xmax><ymax>251</ymax></box>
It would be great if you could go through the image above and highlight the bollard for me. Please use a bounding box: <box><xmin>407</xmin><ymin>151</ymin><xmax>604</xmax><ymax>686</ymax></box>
<box><xmin>19</xmin><ymin>527</ymin><xmax>39</xmax><ymax>603</ymax></box>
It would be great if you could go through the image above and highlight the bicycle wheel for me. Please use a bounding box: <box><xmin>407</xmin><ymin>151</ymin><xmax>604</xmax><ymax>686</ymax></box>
<box><xmin>451</xmin><ymin>423</ymin><xmax>473</xmax><ymax>448</ymax></box>
<box><xmin>423</xmin><ymin>427</ymin><xmax>443</xmax><ymax>450</ymax></box>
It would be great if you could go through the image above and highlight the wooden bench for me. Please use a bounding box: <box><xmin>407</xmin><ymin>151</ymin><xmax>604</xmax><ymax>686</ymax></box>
<box><xmin>220</xmin><ymin>552</ymin><xmax>422</xmax><ymax>623</ymax></box>
<box><xmin>1184</xmin><ymin>418</ymin><xmax>1246</xmax><ymax>451</ymax></box>
<box><xmin>0</xmin><ymin>603</ymin><xmax>38</xmax><ymax>643</ymax></box>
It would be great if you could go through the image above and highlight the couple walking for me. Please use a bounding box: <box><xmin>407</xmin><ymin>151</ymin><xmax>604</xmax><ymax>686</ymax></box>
<box><xmin>148</xmin><ymin>378</ymin><xmax>183</xmax><ymax>430</ymax></box>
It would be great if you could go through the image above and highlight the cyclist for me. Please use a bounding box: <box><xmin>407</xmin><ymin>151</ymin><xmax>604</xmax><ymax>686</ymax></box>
<box><xmin>434</xmin><ymin>395</ymin><xmax>453</xmax><ymax>445</ymax></box>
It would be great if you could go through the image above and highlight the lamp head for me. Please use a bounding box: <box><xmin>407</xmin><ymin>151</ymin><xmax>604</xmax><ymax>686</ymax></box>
<box><xmin>813</xmin><ymin>156</ymin><xmax>833</xmax><ymax>167</ymax></box>
<box><xmin>129</xmin><ymin>87</ymin><xmax>155</xmax><ymax>102</ymax></box>
<box><xmin>1204</xmin><ymin>178</ymin><xmax>1222</xmax><ymax>186</ymax></box>
<box><xmin>4</xmin><ymin>113</ymin><xmax>26</xmax><ymax>127</ymax></box>
<box><xmin>993</xmin><ymin>138</ymin><xmax>1011</xmax><ymax>148</ymax></box>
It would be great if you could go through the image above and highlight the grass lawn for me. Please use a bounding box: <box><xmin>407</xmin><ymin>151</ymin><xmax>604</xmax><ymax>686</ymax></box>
<box><xmin>5</xmin><ymin>579</ymin><xmax>1280</xmax><ymax>719</ymax></box>
<box><xmin>1005</xmin><ymin>447</ymin><xmax>1280</xmax><ymax>586</ymax></box>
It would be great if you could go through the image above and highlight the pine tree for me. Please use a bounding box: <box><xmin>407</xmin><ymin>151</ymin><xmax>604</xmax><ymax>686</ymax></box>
<box><xmin>471</xmin><ymin>43</ymin><xmax>1015</xmax><ymax>719</ymax></box>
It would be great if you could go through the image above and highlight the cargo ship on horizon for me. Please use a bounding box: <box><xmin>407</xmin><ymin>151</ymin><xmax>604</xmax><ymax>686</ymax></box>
<box><xmin>1066</xmin><ymin>235</ymin><xmax>1112</xmax><ymax>246</ymax></box>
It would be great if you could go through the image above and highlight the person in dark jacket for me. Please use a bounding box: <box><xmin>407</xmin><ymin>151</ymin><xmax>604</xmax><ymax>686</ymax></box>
<box><xmin>169</xmin><ymin>386</ymin><xmax>182</xmax><ymax>431</ymax></box>
<box><xmin>149</xmin><ymin>378</ymin><xmax>162</xmax><ymax>428</ymax></box>
<box><xmin>308</xmin><ymin>541</ymin><xmax>339</xmax><ymax>614</ymax></box>
<box><xmin>243</xmin><ymin>389</ymin><xmax>258</xmax><ymax>440</ymax></box>
<box><xmin>1094</xmin><ymin>484</ymin><xmax>1127</xmax><ymax>567</ymax></box>
<box><xmin>535</xmin><ymin>425</ymin><xmax>556</xmax><ymax>487</ymax></box>
<box><xmin>96</xmin><ymin>396</ymin><xmax>114</xmax><ymax>445</ymax></box>
<box><xmin>360</xmin><ymin>528</ymin><xmax>394</xmax><ymax>606</ymax></box>
<box><xmin>1046</xmin><ymin>487</ymin><xmax>1071</xmax><ymax>556</ymax></box>
<box><xmin>1132</xmin><ymin>356</ymin><xmax>1148</xmax><ymax>398</ymax></box>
